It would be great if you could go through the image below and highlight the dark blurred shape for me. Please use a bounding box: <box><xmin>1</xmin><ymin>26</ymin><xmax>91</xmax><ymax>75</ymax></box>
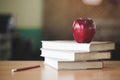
<box><xmin>0</xmin><ymin>14</ymin><xmax>13</xmax><ymax>60</ymax></box>
<box><xmin>0</xmin><ymin>14</ymin><xmax>14</xmax><ymax>33</ymax></box>
<box><xmin>11</xmin><ymin>30</ymin><xmax>43</xmax><ymax>60</ymax></box>
<box><xmin>0</xmin><ymin>34</ymin><xmax>11</xmax><ymax>60</ymax></box>
<box><xmin>111</xmin><ymin>42</ymin><xmax>120</xmax><ymax>60</ymax></box>
<box><xmin>11</xmin><ymin>33</ymin><xmax>32</xmax><ymax>60</ymax></box>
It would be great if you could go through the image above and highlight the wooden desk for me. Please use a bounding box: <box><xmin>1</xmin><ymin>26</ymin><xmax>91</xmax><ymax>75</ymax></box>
<box><xmin>0</xmin><ymin>61</ymin><xmax>120</xmax><ymax>80</ymax></box>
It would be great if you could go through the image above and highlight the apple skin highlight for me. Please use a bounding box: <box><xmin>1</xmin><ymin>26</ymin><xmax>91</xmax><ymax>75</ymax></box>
<box><xmin>72</xmin><ymin>18</ymin><xmax>96</xmax><ymax>43</ymax></box>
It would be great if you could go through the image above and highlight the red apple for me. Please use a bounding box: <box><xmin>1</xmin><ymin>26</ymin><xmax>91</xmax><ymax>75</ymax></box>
<box><xmin>72</xmin><ymin>18</ymin><xmax>96</xmax><ymax>43</ymax></box>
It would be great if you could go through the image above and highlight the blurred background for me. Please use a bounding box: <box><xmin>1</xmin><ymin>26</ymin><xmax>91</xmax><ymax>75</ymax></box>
<box><xmin>0</xmin><ymin>0</ymin><xmax>120</xmax><ymax>60</ymax></box>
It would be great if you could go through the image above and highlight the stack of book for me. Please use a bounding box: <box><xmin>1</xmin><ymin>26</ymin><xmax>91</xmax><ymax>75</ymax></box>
<box><xmin>40</xmin><ymin>40</ymin><xmax>115</xmax><ymax>70</ymax></box>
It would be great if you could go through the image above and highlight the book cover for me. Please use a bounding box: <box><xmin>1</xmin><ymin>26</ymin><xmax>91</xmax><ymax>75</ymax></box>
<box><xmin>44</xmin><ymin>57</ymin><xmax>103</xmax><ymax>70</ymax></box>
<box><xmin>41</xmin><ymin>40</ymin><xmax>115</xmax><ymax>52</ymax></box>
<box><xmin>41</xmin><ymin>48</ymin><xmax>111</xmax><ymax>61</ymax></box>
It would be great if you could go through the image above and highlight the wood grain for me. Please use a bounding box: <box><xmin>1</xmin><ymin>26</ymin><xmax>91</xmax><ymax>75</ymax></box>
<box><xmin>0</xmin><ymin>61</ymin><xmax>120</xmax><ymax>80</ymax></box>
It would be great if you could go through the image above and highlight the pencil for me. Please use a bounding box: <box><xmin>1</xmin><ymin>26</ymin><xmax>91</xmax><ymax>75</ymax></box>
<box><xmin>11</xmin><ymin>65</ymin><xmax>40</xmax><ymax>72</ymax></box>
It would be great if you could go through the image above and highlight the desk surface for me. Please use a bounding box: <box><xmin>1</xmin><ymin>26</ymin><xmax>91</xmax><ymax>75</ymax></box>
<box><xmin>0</xmin><ymin>61</ymin><xmax>120</xmax><ymax>80</ymax></box>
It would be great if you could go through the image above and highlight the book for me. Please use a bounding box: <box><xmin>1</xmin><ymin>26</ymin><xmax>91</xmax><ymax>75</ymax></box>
<box><xmin>44</xmin><ymin>57</ymin><xmax>103</xmax><ymax>70</ymax></box>
<box><xmin>41</xmin><ymin>40</ymin><xmax>115</xmax><ymax>52</ymax></box>
<box><xmin>41</xmin><ymin>48</ymin><xmax>111</xmax><ymax>61</ymax></box>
